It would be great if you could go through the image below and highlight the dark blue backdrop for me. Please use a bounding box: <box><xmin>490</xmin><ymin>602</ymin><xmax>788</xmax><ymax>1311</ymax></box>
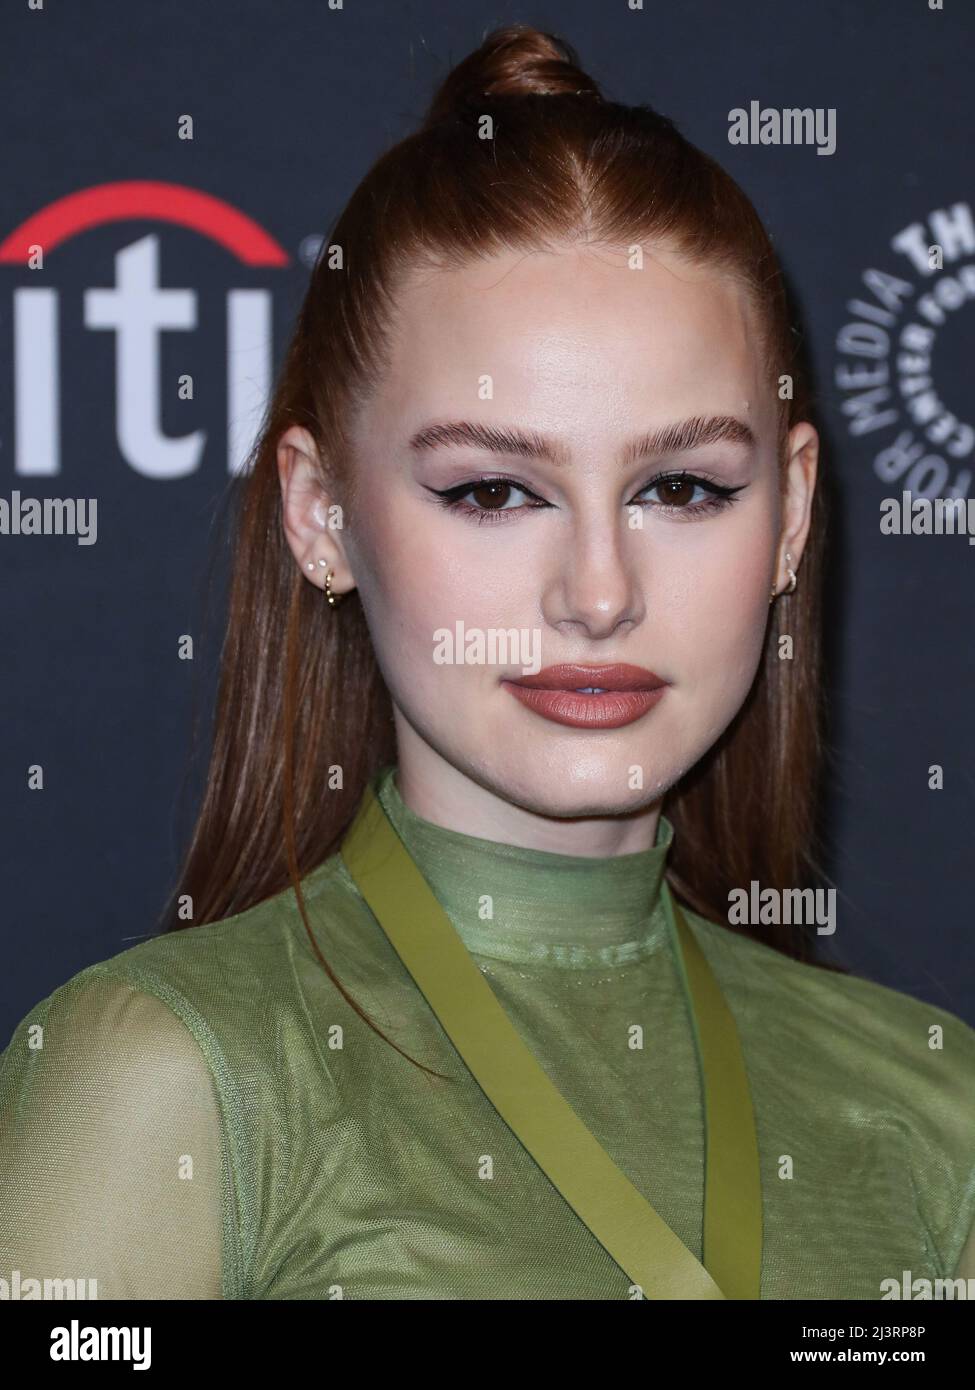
<box><xmin>2</xmin><ymin>0</ymin><xmax>973</xmax><ymax>1036</ymax></box>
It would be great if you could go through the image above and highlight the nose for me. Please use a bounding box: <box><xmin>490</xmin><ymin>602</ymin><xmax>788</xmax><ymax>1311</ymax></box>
<box><xmin>540</xmin><ymin>512</ymin><xmax>644</xmax><ymax>640</ymax></box>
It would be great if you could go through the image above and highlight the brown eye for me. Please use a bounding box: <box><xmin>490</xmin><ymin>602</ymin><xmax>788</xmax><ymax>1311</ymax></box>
<box><xmin>470</xmin><ymin>480</ymin><xmax>513</xmax><ymax>510</ymax></box>
<box><xmin>654</xmin><ymin>477</ymin><xmax>696</xmax><ymax>507</ymax></box>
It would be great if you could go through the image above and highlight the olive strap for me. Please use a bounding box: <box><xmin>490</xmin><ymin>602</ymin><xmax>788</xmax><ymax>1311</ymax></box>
<box><xmin>340</xmin><ymin>782</ymin><xmax>762</xmax><ymax>1299</ymax></box>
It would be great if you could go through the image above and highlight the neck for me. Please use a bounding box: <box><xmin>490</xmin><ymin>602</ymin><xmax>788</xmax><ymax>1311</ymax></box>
<box><xmin>370</xmin><ymin>763</ymin><xmax>675</xmax><ymax>968</ymax></box>
<box><xmin>393</xmin><ymin>724</ymin><xmax>663</xmax><ymax>858</ymax></box>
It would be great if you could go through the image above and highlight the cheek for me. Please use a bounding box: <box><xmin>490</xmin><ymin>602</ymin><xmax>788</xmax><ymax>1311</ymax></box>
<box><xmin>661</xmin><ymin>514</ymin><xmax>775</xmax><ymax>699</ymax></box>
<box><xmin>347</xmin><ymin>495</ymin><xmax>498</xmax><ymax>688</ymax></box>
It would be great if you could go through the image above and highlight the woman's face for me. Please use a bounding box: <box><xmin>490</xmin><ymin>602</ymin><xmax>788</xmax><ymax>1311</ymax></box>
<box><xmin>283</xmin><ymin>243</ymin><xmax>816</xmax><ymax>837</ymax></box>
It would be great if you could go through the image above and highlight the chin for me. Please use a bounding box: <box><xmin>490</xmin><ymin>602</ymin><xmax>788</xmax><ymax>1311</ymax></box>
<box><xmin>474</xmin><ymin>757</ymin><xmax>677</xmax><ymax>821</ymax></box>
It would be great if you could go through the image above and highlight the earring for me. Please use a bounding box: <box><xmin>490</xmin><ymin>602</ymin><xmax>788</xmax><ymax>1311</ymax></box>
<box><xmin>784</xmin><ymin>550</ymin><xmax>798</xmax><ymax>595</ymax></box>
<box><xmin>306</xmin><ymin>557</ymin><xmax>344</xmax><ymax>606</ymax></box>
<box><xmin>769</xmin><ymin>552</ymin><xmax>799</xmax><ymax>603</ymax></box>
<box><xmin>323</xmin><ymin>565</ymin><xmax>342</xmax><ymax>608</ymax></box>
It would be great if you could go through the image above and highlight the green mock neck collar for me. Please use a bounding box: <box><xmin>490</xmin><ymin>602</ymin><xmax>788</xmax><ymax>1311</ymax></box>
<box><xmin>371</xmin><ymin>764</ymin><xmax>674</xmax><ymax>970</ymax></box>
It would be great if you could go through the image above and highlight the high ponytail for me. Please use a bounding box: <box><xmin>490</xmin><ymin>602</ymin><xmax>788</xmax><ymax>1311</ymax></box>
<box><xmin>421</xmin><ymin>26</ymin><xmax>602</xmax><ymax>125</ymax></box>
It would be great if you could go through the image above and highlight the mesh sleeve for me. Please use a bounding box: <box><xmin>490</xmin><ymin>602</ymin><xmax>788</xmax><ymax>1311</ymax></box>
<box><xmin>0</xmin><ymin>969</ymin><xmax>224</xmax><ymax>1299</ymax></box>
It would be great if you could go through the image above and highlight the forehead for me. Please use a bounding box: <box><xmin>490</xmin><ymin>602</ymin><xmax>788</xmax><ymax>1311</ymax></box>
<box><xmin>370</xmin><ymin>244</ymin><xmax>769</xmax><ymax>440</ymax></box>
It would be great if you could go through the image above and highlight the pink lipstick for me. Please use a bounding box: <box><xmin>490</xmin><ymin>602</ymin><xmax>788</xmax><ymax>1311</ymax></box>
<box><xmin>501</xmin><ymin>663</ymin><xmax>668</xmax><ymax>729</ymax></box>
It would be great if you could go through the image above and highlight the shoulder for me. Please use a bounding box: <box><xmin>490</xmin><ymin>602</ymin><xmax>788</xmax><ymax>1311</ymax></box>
<box><xmin>681</xmin><ymin>894</ymin><xmax>973</xmax><ymax>1044</ymax></box>
<box><xmin>683</xmin><ymin>904</ymin><xmax>975</xmax><ymax>1158</ymax></box>
<box><xmin>1</xmin><ymin>966</ymin><xmax>220</xmax><ymax>1101</ymax></box>
<box><xmin>48</xmin><ymin>853</ymin><xmax>354</xmax><ymax>1035</ymax></box>
<box><xmin>3</xmin><ymin>853</ymin><xmax>360</xmax><ymax>1106</ymax></box>
<box><xmin>0</xmin><ymin>869</ymin><xmax>349</xmax><ymax>1302</ymax></box>
<box><xmin>1</xmin><ymin>954</ymin><xmax>237</xmax><ymax>1170</ymax></box>
<box><xmin>684</xmin><ymin>903</ymin><xmax>975</xmax><ymax>1076</ymax></box>
<box><xmin>0</xmin><ymin>968</ymin><xmax>227</xmax><ymax>1299</ymax></box>
<box><xmin>683</xmin><ymin>907</ymin><xmax>975</xmax><ymax>1272</ymax></box>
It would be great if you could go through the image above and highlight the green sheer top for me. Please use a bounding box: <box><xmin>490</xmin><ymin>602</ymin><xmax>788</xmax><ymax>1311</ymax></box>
<box><xmin>2</xmin><ymin>763</ymin><xmax>974</xmax><ymax>1300</ymax></box>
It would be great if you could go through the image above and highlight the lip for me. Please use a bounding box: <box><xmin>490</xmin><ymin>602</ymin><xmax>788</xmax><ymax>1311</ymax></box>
<box><xmin>501</xmin><ymin>663</ymin><xmax>668</xmax><ymax>730</ymax></box>
<box><xmin>507</xmin><ymin>663</ymin><xmax>665</xmax><ymax>691</ymax></box>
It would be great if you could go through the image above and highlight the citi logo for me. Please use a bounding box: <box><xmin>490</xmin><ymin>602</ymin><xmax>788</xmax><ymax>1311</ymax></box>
<box><xmin>0</xmin><ymin>179</ymin><xmax>290</xmax><ymax>478</ymax></box>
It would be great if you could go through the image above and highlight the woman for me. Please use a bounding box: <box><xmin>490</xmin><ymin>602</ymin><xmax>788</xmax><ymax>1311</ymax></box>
<box><xmin>2</xmin><ymin>25</ymin><xmax>973</xmax><ymax>1301</ymax></box>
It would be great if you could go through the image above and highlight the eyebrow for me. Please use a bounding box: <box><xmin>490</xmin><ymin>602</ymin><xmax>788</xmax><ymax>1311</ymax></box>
<box><xmin>408</xmin><ymin>414</ymin><xmax>756</xmax><ymax>467</ymax></box>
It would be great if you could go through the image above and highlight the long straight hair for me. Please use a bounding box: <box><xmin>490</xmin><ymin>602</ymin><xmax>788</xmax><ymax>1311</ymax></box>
<box><xmin>160</xmin><ymin>26</ymin><xmax>830</xmax><ymax>1069</ymax></box>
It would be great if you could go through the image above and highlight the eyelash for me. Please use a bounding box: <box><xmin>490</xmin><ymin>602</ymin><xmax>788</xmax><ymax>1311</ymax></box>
<box><xmin>426</xmin><ymin>471</ymin><xmax>746</xmax><ymax>526</ymax></box>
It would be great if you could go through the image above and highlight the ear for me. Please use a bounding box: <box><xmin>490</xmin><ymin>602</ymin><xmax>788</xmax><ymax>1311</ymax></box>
<box><xmin>276</xmin><ymin>425</ymin><xmax>356</xmax><ymax>598</ymax></box>
<box><xmin>774</xmin><ymin>422</ymin><xmax>819</xmax><ymax>592</ymax></box>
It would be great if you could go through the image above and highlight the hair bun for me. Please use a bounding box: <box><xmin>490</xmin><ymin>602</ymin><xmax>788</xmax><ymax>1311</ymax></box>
<box><xmin>422</xmin><ymin>25</ymin><xmax>603</xmax><ymax>128</ymax></box>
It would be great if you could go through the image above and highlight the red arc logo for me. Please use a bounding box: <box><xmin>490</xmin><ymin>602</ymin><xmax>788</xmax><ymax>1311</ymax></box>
<box><xmin>0</xmin><ymin>180</ymin><xmax>289</xmax><ymax>266</ymax></box>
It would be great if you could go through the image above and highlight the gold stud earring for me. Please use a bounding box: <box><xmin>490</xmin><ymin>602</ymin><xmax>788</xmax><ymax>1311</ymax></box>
<box><xmin>770</xmin><ymin>551</ymin><xmax>799</xmax><ymax>603</ymax></box>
